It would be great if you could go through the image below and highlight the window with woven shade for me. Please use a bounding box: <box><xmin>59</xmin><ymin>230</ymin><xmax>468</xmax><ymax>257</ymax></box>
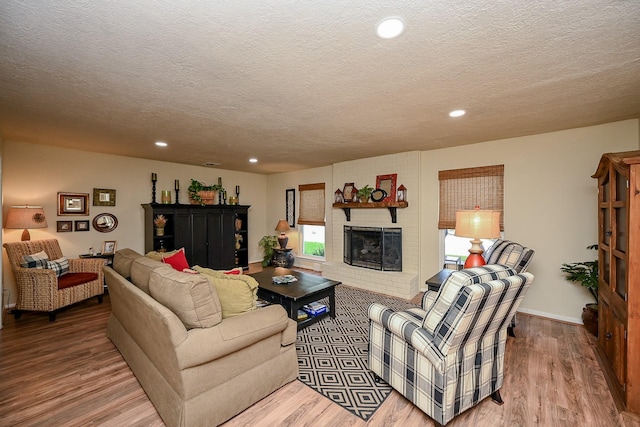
<box><xmin>298</xmin><ymin>183</ymin><xmax>325</xmax><ymax>226</ymax></box>
<box><xmin>438</xmin><ymin>165</ymin><xmax>504</xmax><ymax>231</ymax></box>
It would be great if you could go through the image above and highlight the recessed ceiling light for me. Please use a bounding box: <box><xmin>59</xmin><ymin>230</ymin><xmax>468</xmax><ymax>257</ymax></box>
<box><xmin>249</xmin><ymin>158</ymin><xmax>258</xmax><ymax>163</ymax></box>
<box><xmin>155</xmin><ymin>141</ymin><xmax>168</xmax><ymax>147</ymax></box>
<box><xmin>376</xmin><ymin>17</ymin><xmax>405</xmax><ymax>39</ymax></box>
<box><xmin>449</xmin><ymin>110</ymin><xmax>466</xmax><ymax>117</ymax></box>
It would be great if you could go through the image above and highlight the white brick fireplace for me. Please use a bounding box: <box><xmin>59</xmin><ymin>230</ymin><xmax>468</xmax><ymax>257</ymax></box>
<box><xmin>321</xmin><ymin>151</ymin><xmax>420</xmax><ymax>300</ymax></box>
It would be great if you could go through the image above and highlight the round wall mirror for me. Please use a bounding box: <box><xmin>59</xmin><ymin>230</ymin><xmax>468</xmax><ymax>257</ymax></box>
<box><xmin>92</xmin><ymin>213</ymin><xmax>118</xmax><ymax>233</ymax></box>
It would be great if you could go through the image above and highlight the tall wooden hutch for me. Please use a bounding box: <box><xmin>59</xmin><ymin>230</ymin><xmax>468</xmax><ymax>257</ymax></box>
<box><xmin>592</xmin><ymin>151</ymin><xmax>640</xmax><ymax>415</ymax></box>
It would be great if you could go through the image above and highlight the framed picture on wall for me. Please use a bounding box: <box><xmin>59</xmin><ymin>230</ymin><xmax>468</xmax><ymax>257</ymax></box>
<box><xmin>286</xmin><ymin>188</ymin><xmax>295</xmax><ymax>227</ymax></box>
<box><xmin>74</xmin><ymin>220</ymin><xmax>90</xmax><ymax>231</ymax></box>
<box><xmin>58</xmin><ymin>192</ymin><xmax>90</xmax><ymax>215</ymax></box>
<box><xmin>342</xmin><ymin>183</ymin><xmax>356</xmax><ymax>203</ymax></box>
<box><xmin>56</xmin><ymin>221</ymin><xmax>72</xmax><ymax>232</ymax></box>
<box><xmin>93</xmin><ymin>188</ymin><xmax>116</xmax><ymax>206</ymax></box>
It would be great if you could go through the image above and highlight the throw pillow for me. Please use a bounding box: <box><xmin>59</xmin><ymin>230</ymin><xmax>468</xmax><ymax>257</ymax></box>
<box><xmin>162</xmin><ymin>248</ymin><xmax>190</xmax><ymax>271</ymax></box>
<box><xmin>148</xmin><ymin>268</ymin><xmax>222</xmax><ymax>329</ymax></box>
<box><xmin>20</xmin><ymin>250</ymin><xmax>50</xmax><ymax>269</ymax></box>
<box><xmin>46</xmin><ymin>257</ymin><xmax>70</xmax><ymax>277</ymax></box>
<box><xmin>193</xmin><ymin>266</ymin><xmax>257</xmax><ymax>318</ymax></box>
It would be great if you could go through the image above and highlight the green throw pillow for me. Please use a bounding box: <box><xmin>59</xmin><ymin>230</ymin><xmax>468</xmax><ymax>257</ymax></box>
<box><xmin>193</xmin><ymin>266</ymin><xmax>258</xmax><ymax>318</ymax></box>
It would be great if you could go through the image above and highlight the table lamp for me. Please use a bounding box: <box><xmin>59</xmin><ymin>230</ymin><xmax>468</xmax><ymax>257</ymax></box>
<box><xmin>5</xmin><ymin>205</ymin><xmax>48</xmax><ymax>241</ymax></box>
<box><xmin>275</xmin><ymin>219</ymin><xmax>290</xmax><ymax>249</ymax></box>
<box><xmin>455</xmin><ymin>207</ymin><xmax>500</xmax><ymax>268</ymax></box>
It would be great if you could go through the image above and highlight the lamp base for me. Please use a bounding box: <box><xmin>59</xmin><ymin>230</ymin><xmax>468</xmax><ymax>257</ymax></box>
<box><xmin>277</xmin><ymin>234</ymin><xmax>289</xmax><ymax>249</ymax></box>
<box><xmin>463</xmin><ymin>238</ymin><xmax>486</xmax><ymax>268</ymax></box>
<box><xmin>21</xmin><ymin>229</ymin><xmax>31</xmax><ymax>241</ymax></box>
<box><xmin>463</xmin><ymin>253</ymin><xmax>486</xmax><ymax>268</ymax></box>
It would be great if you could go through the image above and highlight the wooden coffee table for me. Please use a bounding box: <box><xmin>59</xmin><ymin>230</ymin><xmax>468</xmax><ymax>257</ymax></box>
<box><xmin>250</xmin><ymin>268</ymin><xmax>341</xmax><ymax>330</ymax></box>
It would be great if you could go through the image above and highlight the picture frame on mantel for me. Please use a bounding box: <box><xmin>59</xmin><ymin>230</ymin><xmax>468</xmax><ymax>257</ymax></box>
<box><xmin>376</xmin><ymin>174</ymin><xmax>397</xmax><ymax>203</ymax></box>
<box><xmin>342</xmin><ymin>183</ymin><xmax>356</xmax><ymax>203</ymax></box>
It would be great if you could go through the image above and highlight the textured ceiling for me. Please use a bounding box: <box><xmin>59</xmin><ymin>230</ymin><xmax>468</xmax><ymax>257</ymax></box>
<box><xmin>1</xmin><ymin>1</ymin><xmax>639</xmax><ymax>174</ymax></box>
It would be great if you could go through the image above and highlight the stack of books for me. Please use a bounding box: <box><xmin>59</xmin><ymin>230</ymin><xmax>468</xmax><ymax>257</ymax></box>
<box><xmin>302</xmin><ymin>301</ymin><xmax>327</xmax><ymax>317</ymax></box>
<box><xmin>297</xmin><ymin>310</ymin><xmax>309</xmax><ymax>321</ymax></box>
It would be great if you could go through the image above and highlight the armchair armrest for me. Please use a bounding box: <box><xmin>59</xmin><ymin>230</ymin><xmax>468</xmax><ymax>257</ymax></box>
<box><xmin>69</xmin><ymin>257</ymin><xmax>106</xmax><ymax>274</ymax></box>
<box><xmin>12</xmin><ymin>267</ymin><xmax>57</xmax><ymax>308</ymax></box>
<box><xmin>368</xmin><ymin>303</ymin><xmax>445</xmax><ymax>372</ymax></box>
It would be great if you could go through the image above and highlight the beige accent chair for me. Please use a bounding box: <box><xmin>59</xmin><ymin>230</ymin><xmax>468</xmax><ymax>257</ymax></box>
<box><xmin>3</xmin><ymin>239</ymin><xmax>105</xmax><ymax>321</ymax></box>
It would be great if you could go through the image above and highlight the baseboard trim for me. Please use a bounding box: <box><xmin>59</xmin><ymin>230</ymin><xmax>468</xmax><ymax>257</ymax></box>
<box><xmin>517</xmin><ymin>307</ymin><xmax>582</xmax><ymax>325</ymax></box>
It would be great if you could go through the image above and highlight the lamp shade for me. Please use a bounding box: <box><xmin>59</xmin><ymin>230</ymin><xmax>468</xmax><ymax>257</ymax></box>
<box><xmin>5</xmin><ymin>205</ymin><xmax>48</xmax><ymax>241</ymax></box>
<box><xmin>275</xmin><ymin>220</ymin><xmax>290</xmax><ymax>233</ymax></box>
<box><xmin>455</xmin><ymin>208</ymin><xmax>500</xmax><ymax>268</ymax></box>
<box><xmin>455</xmin><ymin>209</ymin><xmax>501</xmax><ymax>239</ymax></box>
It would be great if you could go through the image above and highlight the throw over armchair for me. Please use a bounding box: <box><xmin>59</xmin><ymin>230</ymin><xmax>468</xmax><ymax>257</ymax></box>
<box><xmin>369</xmin><ymin>265</ymin><xmax>534</xmax><ymax>426</ymax></box>
<box><xmin>3</xmin><ymin>239</ymin><xmax>105</xmax><ymax>321</ymax></box>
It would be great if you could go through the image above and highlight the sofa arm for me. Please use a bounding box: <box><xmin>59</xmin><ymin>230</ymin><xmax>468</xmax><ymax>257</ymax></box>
<box><xmin>368</xmin><ymin>303</ymin><xmax>445</xmax><ymax>372</ymax></box>
<box><xmin>176</xmin><ymin>304</ymin><xmax>293</xmax><ymax>369</ymax></box>
<box><xmin>13</xmin><ymin>267</ymin><xmax>57</xmax><ymax>308</ymax></box>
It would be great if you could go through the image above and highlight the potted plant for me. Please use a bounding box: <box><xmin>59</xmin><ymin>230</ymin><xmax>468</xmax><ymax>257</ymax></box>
<box><xmin>153</xmin><ymin>214</ymin><xmax>167</xmax><ymax>236</ymax></box>
<box><xmin>560</xmin><ymin>244</ymin><xmax>598</xmax><ymax>336</ymax></box>
<box><xmin>188</xmin><ymin>179</ymin><xmax>223</xmax><ymax>206</ymax></box>
<box><xmin>258</xmin><ymin>235</ymin><xmax>278</xmax><ymax>267</ymax></box>
<box><xmin>356</xmin><ymin>185</ymin><xmax>374</xmax><ymax>203</ymax></box>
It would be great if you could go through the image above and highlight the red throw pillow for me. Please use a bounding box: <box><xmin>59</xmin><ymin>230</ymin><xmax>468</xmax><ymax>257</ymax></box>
<box><xmin>162</xmin><ymin>248</ymin><xmax>190</xmax><ymax>272</ymax></box>
<box><xmin>224</xmin><ymin>268</ymin><xmax>242</xmax><ymax>275</ymax></box>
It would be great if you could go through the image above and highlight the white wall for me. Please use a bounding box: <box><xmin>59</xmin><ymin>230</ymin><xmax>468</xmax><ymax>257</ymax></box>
<box><xmin>2</xmin><ymin>141</ymin><xmax>268</xmax><ymax>305</ymax></box>
<box><xmin>421</xmin><ymin>119</ymin><xmax>639</xmax><ymax>323</ymax></box>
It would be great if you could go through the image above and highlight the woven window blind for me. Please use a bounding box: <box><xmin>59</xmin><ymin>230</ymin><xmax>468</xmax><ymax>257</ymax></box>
<box><xmin>298</xmin><ymin>183</ymin><xmax>325</xmax><ymax>226</ymax></box>
<box><xmin>438</xmin><ymin>165</ymin><xmax>504</xmax><ymax>230</ymax></box>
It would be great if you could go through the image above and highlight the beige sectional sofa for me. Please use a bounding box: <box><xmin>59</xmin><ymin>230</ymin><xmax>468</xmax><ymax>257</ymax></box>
<box><xmin>105</xmin><ymin>249</ymin><xmax>298</xmax><ymax>427</ymax></box>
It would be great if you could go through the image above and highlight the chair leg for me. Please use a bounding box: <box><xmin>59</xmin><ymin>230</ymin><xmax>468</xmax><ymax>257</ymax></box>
<box><xmin>49</xmin><ymin>312</ymin><xmax>57</xmax><ymax>322</ymax></box>
<box><xmin>372</xmin><ymin>373</ymin><xmax>384</xmax><ymax>384</ymax></box>
<box><xmin>491</xmin><ymin>390</ymin><xmax>504</xmax><ymax>405</ymax></box>
<box><xmin>507</xmin><ymin>326</ymin><xmax>516</xmax><ymax>337</ymax></box>
<box><xmin>12</xmin><ymin>309</ymin><xmax>22</xmax><ymax>319</ymax></box>
<box><xmin>98</xmin><ymin>295</ymin><xmax>104</xmax><ymax>304</ymax></box>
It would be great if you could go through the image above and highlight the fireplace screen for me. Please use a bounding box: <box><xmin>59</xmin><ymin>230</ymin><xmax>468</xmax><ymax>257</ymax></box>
<box><xmin>343</xmin><ymin>226</ymin><xmax>402</xmax><ymax>271</ymax></box>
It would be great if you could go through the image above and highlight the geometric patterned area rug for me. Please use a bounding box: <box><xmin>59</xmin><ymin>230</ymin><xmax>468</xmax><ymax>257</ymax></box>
<box><xmin>296</xmin><ymin>286</ymin><xmax>415</xmax><ymax>421</ymax></box>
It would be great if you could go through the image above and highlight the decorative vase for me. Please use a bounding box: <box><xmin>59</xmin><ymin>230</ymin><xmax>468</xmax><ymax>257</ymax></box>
<box><xmin>582</xmin><ymin>303</ymin><xmax>598</xmax><ymax>337</ymax></box>
<box><xmin>156</xmin><ymin>227</ymin><xmax>165</xmax><ymax>236</ymax></box>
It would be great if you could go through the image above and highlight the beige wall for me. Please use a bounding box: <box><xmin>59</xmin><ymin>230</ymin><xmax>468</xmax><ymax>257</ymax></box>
<box><xmin>266</xmin><ymin>166</ymin><xmax>333</xmax><ymax>270</ymax></box>
<box><xmin>421</xmin><ymin>119</ymin><xmax>639</xmax><ymax>323</ymax></box>
<box><xmin>2</xmin><ymin>141</ymin><xmax>268</xmax><ymax>304</ymax></box>
<box><xmin>3</xmin><ymin>119</ymin><xmax>639</xmax><ymax>323</ymax></box>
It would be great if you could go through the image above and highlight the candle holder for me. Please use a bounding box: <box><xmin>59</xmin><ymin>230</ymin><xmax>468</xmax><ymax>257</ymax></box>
<box><xmin>235</xmin><ymin>185</ymin><xmax>240</xmax><ymax>204</ymax></box>
<box><xmin>151</xmin><ymin>173</ymin><xmax>157</xmax><ymax>204</ymax></box>
<box><xmin>175</xmin><ymin>179</ymin><xmax>180</xmax><ymax>204</ymax></box>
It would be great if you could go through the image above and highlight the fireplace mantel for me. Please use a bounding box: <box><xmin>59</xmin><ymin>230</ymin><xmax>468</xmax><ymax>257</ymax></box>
<box><xmin>332</xmin><ymin>201</ymin><xmax>408</xmax><ymax>223</ymax></box>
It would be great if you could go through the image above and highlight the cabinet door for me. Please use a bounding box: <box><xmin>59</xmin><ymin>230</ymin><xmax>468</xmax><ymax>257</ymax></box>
<box><xmin>206</xmin><ymin>210</ymin><xmax>236</xmax><ymax>269</ymax></box>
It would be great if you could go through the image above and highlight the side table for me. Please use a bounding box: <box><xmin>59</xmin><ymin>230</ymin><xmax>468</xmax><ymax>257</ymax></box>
<box><xmin>79</xmin><ymin>253</ymin><xmax>114</xmax><ymax>292</ymax></box>
<box><xmin>272</xmin><ymin>248</ymin><xmax>295</xmax><ymax>268</ymax></box>
<box><xmin>425</xmin><ymin>268</ymin><xmax>455</xmax><ymax>292</ymax></box>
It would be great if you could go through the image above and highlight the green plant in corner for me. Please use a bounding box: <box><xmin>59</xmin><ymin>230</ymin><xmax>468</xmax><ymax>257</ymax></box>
<box><xmin>560</xmin><ymin>244</ymin><xmax>599</xmax><ymax>336</ymax></box>
<box><xmin>258</xmin><ymin>235</ymin><xmax>278</xmax><ymax>267</ymax></box>
<box><xmin>560</xmin><ymin>244</ymin><xmax>599</xmax><ymax>304</ymax></box>
<box><xmin>356</xmin><ymin>185</ymin><xmax>374</xmax><ymax>202</ymax></box>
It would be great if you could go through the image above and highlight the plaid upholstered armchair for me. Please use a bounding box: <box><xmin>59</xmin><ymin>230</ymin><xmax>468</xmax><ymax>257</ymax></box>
<box><xmin>368</xmin><ymin>265</ymin><xmax>534</xmax><ymax>426</ymax></box>
<box><xmin>3</xmin><ymin>239</ymin><xmax>105</xmax><ymax>321</ymax></box>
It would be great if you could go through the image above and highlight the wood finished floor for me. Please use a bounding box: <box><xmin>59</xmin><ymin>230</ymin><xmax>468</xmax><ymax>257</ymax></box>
<box><xmin>1</xmin><ymin>290</ymin><xmax>638</xmax><ymax>426</ymax></box>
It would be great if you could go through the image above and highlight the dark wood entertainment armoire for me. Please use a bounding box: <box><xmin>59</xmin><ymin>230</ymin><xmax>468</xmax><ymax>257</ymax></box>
<box><xmin>142</xmin><ymin>203</ymin><xmax>249</xmax><ymax>270</ymax></box>
<box><xmin>592</xmin><ymin>151</ymin><xmax>640</xmax><ymax>416</ymax></box>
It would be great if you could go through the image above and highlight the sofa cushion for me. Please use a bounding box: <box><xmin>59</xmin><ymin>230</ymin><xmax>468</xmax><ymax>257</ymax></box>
<box><xmin>162</xmin><ymin>248</ymin><xmax>190</xmax><ymax>271</ymax></box>
<box><xmin>58</xmin><ymin>272</ymin><xmax>99</xmax><ymax>289</ymax></box>
<box><xmin>193</xmin><ymin>266</ymin><xmax>257</xmax><ymax>318</ymax></box>
<box><xmin>131</xmin><ymin>256</ymin><xmax>172</xmax><ymax>294</ymax></box>
<box><xmin>145</xmin><ymin>248</ymin><xmax>180</xmax><ymax>261</ymax></box>
<box><xmin>46</xmin><ymin>257</ymin><xmax>69</xmax><ymax>277</ymax></box>
<box><xmin>20</xmin><ymin>250</ymin><xmax>49</xmax><ymax>269</ymax></box>
<box><xmin>149</xmin><ymin>268</ymin><xmax>222</xmax><ymax>329</ymax></box>
<box><xmin>113</xmin><ymin>248</ymin><xmax>143</xmax><ymax>278</ymax></box>
<box><xmin>422</xmin><ymin>265</ymin><xmax>517</xmax><ymax>334</ymax></box>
